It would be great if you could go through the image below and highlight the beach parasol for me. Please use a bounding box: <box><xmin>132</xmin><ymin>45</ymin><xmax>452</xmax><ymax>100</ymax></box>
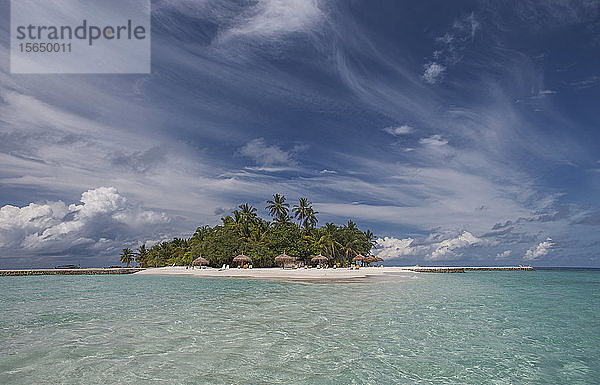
<box><xmin>275</xmin><ymin>253</ymin><xmax>296</xmax><ymax>267</ymax></box>
<box><xmin>352</xmin><ymin>254</ymin><xmax>366</xmax><ymax>262</ymax></box>
<box><xmin>192</xmin><ymin>256</ymin><xmax>209</xmax><ymax>266</ymax></box>
<box><xmin>311</xmin><ymin>254</ymin><xmax>328</xmax><ymax>264</ymax></box>
<box><xmin>365</xmin><ymin>256</ymin><xmax>377</xmax><ymax>264</ymax></box>
<box><xmin>233</xmin><ymin>254</ymin><xmax>252</xmax><ymax>266</ymax></box>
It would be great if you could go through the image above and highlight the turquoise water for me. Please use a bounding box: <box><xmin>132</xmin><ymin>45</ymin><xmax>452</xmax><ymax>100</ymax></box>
<box><xmin>0</xmin><ymin>270</ymin><xmax>598</xmax><ymax>384</ymax></box>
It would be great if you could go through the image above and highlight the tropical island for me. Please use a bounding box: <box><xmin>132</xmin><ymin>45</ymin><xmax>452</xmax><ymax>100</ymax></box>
<box><xmin>120</xmin><ymin>194</ymin><xmax>377</xmax><ymax>268</ymax></box>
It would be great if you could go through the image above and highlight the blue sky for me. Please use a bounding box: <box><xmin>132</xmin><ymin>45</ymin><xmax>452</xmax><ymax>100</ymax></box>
<box><xmin>0</xmin><ymin>0</ymin><xmax>599</xmax><ymax>268</ymax></box>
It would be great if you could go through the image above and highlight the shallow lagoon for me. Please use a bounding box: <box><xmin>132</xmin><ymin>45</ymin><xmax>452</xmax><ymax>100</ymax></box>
<box><xmin>1</xmin><ymin>270</ymin><xmax>598</xmax><ymax>384</ymax></box>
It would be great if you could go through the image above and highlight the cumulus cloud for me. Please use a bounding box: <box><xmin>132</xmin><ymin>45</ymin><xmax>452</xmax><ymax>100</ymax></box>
<box><xmin>373</xmin><ymin>236</ymin><xmax>420</xmax><ymax>259</ymax></box>
<box><xmin>0</xmin><ymin>187</ymin><xmax>171</xmax><ymax>259</ymax></box>
<box><xmin>524</xmin><ymin>238</ymin><xmax>554</xmax><ymax>260</ymax></box>
<box><xmin>495</xmin><ymin>250</ymin><xmax>512</xmax><ymax>259</ymax></box>
<box><xmin>373</xmin><ymin>231</ymin><xmax>481</xmax><ymax>261</ymax></box>
<box><xmin>239</xmin><ymin>138</ymin><xmax>306</xmax><ymax>170</ymax></box>
<box><xmin>428</xmin><ymin>231</ymin><xmax>481</xmax><ymax>261</ymax></box>
<box><xmin>383</xmin><ymin>125</ymin><xmax>413</xmax><ymax>136</ymax></box>
<box><xmin>422</xmin><ymin>62</ymin><xmax>446</xmax><ymax>84</ymax></box>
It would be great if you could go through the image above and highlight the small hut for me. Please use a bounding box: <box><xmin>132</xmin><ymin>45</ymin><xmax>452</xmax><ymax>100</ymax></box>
<box><xmin>233</xmin><ymin>254</ymin><xmax>252</xmax><ymax>268</ymax></box>
<box><xmin>311</xmin><ymin>254</ymin><xmax>328</xmax><ymax>266</ymax></box>
<box><xmin>275</xmin><ymin>253</ymin><xmax>297</xmax><ymax>268</ymax></box>
<box><xmin>192</xmin><ymin>256</ymin><xmax>209</xmax><ymax>268</ymax></box>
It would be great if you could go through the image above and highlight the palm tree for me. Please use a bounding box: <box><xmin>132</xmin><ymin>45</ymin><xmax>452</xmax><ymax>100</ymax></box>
<box><xmin>293</xmin><ymin>198</ymin><xmax>319</xmax><ymax>230</ymax></box>
<box><xmin>135</xmin><ymin>244</ymin><xmax>148</xmax><ymax>267</ymax></box>
<box><xmin>274</xmin><ymin>212</ymin><xmax>292</xmax><ymax>225</ymax></box>
<box><xmin>317</xmin><ymin>223</ymin><xmax>341</xmax><ymax>262</ymax></box>
<box><xmin>341</xmin><ymin>239</ymin><xmax>360</xmax><ymax>262</ymax></box>
<box><xmin>304</xmin><ymin>207</ymin><xmax>318</xmax><ymax>229</ymax></box>
<box><xmin>232</xmin><ymin>210</ymin><xmax>243</xmax><ymax>226</ymax></box>
<box><xmin>238</xmin><ymin>203</ymin><xmax>257</xmax><ymax>222</ymax></box>
<box><xmin>318</xmin><ymin>234</ymin><xmax>341</xmax><ymax>262</ymax></box>
<box><xmin>346</xmin><ymin>220</ymin><xmax>358</xmax><ymax>231</ymax></box>
<box><xmin>293</xmin><ymin>197</ymin><xmax>310</xmax><ymax>225</ymax></box>
<box><xmin>364</xmin><ymin>230</ymin><xmax>377</xmax><ymax>248</ymax></box>
<box><xmin>266</xmin><ymin>194</ymin><xmax>289</xmax><ymax>223</ymax></box>
<box><xmin>120</xmin><ymin>248</ymin><xmax>134</xmax><ymax>267</ymax></box>
<box><xmin>221</xmin><ymin>215</ymin><xmax>234</xmax><ymax>226</ymax></box>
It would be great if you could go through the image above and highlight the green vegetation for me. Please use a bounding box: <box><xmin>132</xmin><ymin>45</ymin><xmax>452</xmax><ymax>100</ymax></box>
<box><xmin>119</xmin><ymin>248</ymin><xmax>134</xmax><ymax>267</ymax></box>
<box><xmin>131</xmin><ymin>194</ymin><xmax>376</xmax><ymax>268</ymax></box>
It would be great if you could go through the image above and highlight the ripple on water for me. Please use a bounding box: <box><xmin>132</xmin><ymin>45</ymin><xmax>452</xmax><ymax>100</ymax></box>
<box><xmin>0</xmin><ymin>271</ymin><xmax>598</xmax><ymax>384</ymax></box>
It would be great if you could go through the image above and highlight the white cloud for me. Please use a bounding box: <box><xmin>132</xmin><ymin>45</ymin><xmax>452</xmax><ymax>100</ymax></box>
<box><xmin>373</xmin><ymin>236</ymin><xmax>421</xmax><ymax>259</ymax></box>
<box><xmin>383</xmin><ymin>125</ymin><xmax>413</xmax><ymax>136</ymax></box>
<box><xmin>373</xmin><ymin>231</ymin><xmax>481</xmax><ymax>261</ymax></box>
<box><xmin>239</xmin><ymin>138</ymin><xmax>306</xmax><ymax>168</ymax></box>
<box><xmin>0</xmin><ymin>187</ymin><xmax>170</xmax><ymax>256</ymax></box>
<box><xmin>524</xmin><ymin>237</ymin><xmax>554</xmax><ymax>260</ymax></box>
<box><xmin>428</xmin><ymin>231</ymin><xmax>481</xmax><ymax>261</ymax></box>
<box><xmin>320</xmin><ymin>169</ymin><xmax>337</xmax><ymax>174</ymax></box>
<box><xmin>423</xmin><ymin>13</ymin><xmax>479</xmax><ymax>83</ymax></box>
<box><xmin>419</xmin><ymin>134</ymin><xmax>448</xmax><ymax>146</ymax></box>
<box><xmin>495</xmin><ymin>250</ymin><xmax>512</xmax><ymax>259</ymax></box>
<box><xmin>228</xmin><ymin>0</ymin><xmax>324</xmax><ymax>37</ymax></box>
<box><xmin>422</xmin><ymin>62</ymin><xmax>446</xmax><ymax>84</ymax></box>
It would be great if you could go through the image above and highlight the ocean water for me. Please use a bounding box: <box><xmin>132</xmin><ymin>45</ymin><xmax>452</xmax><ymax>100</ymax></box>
<box><xmin>0</xmin><ymin>270</ymin><xmax>598</xmax><ymax>384</ymax></box>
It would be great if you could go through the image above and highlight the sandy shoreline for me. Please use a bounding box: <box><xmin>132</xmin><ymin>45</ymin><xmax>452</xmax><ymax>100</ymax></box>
<box><xmin>134</xmin><ymin>265</ymin><xmax>534</xmax><ymax>283</ymax></box>
<box><xmin>134</xmin><ymin>266</ymin><xmax>409</xmax><ymax>282</ymax></box>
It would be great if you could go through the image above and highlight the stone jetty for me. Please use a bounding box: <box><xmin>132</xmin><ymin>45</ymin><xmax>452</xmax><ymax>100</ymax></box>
<box><xmin>0</xmin><ymin>268</ymin><xmax>143</xmax><ymax>276</ymax></box>
<box><xmin>407</xmin><ymin>266</ymin><xmax>534</xmax><ymax>273</ymax></box>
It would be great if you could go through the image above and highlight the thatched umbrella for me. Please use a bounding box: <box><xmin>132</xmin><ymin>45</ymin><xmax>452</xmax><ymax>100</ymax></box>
<box><xmin>233</xmin><ymin>254</ymin><xmax>252</xmax><ymax>267</ymax></box>
<box><xmin>275</xmin><ymin>253</ymin><xmax>296</xmax><ymax>268</ymax></box>
<box><xmin>192</xmin><ymin>256</ymin><xmax>209</xmax><ymax>266</ymax></box>
<box><xmin>352</xmin><ymin>254</ymin><xmax>366</xmax><ymax>267</ymax></box>
<box><xmin>365</xmin><ymin>256</ymin><xmax>377</xmax><ymax>265</ymax></box>
<box><xmin>311</xmin><ymin>254</ymin><xmax>328</xmax><ymax>265</ymax></box>
<box><xmin>376</xmin><ymin>257</ymin><xmax>384</xmax><ymax>262</ymax></box>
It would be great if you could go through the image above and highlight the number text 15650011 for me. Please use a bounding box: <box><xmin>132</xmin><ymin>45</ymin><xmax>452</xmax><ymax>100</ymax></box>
<box><xmin>19</xmin><ymin>43</ymin><xmax>72</xmax><ymax>53</ymax></box>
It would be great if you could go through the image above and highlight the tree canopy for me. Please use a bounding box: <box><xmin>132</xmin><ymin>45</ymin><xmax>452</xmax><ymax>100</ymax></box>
<box><xmin>131</xmin><ymin>194</ymin><xmax>376</xmax><ymax>268</ymax></box>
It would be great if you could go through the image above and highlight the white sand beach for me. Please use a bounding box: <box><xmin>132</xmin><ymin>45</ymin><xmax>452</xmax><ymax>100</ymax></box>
<box><xmin>134</xmin><ymin>265</ymin><xmax>533</xmax><ymax>282</ymax></box>
<box><xmin>134</xmin><ymin>266</ymin><xmax>412</xmax><ymax>282</ymax></box>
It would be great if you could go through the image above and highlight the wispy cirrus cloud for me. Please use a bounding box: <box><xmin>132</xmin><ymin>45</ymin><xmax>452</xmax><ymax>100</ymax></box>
<box><xmin>422</xmin><ymin>63</ymin><xmax>446</xmax><ymax>85</ymax></box>
<box><xmin>422</xmin><ymin>12</ymin><xmax>480</xmax><ymax>84</ymax></box>
<box><xmin>226</xmin><ymin>0</ymin><xmax>325</xmax><ymax>38</ymax></box>
<box><xmin>383</xmin><ymin>125</ymin><xmax>414</xmax><ymax>136</ymax></box>
<box><xmin>238</xmin><ymin>138</ymin><xmax>308</xmax><ymax>171</ymax></box>
<box><xmin>419</xmin><ymin>134</ymin><xmax>448</xmax><ymax>146</ymax></box>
